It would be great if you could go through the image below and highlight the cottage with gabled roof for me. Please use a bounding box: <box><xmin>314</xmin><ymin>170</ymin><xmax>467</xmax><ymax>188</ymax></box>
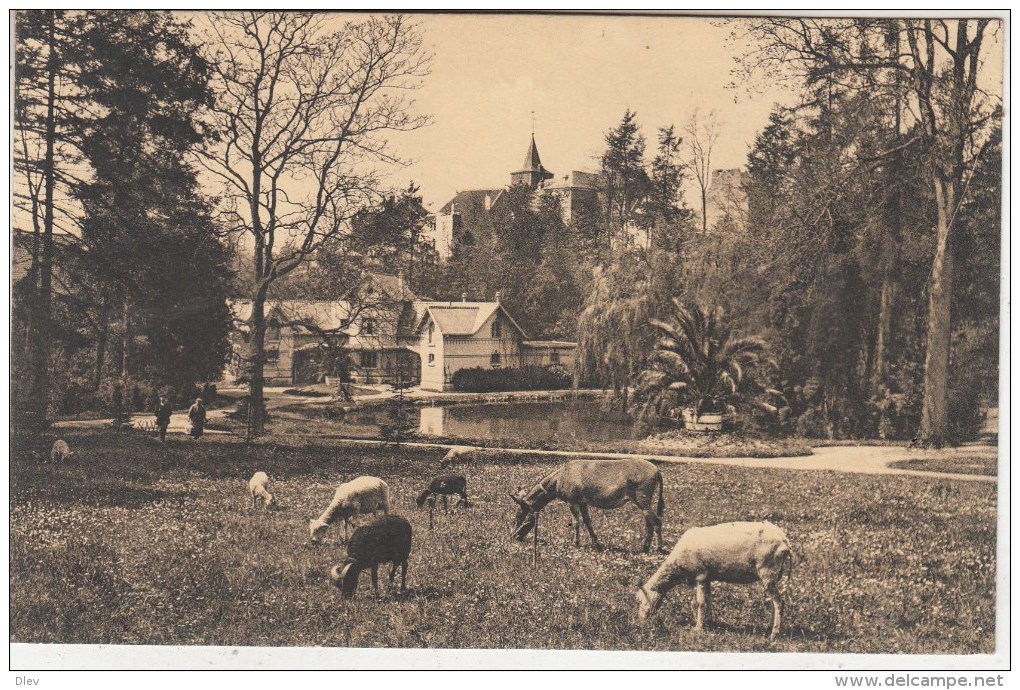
<box><xmin>227</xmin><ymin>278</ymin><xmax>575</xmax><ymax>390</ymax></box>
<box><xmin>405</xmin><ymin>294</ymin><xmax>575</xmax><ymax>391</ymax></box>
<box><xmin>228</xmin><ymin>272</ymin><xmax>418</xmax><ymax>386</ymax></box>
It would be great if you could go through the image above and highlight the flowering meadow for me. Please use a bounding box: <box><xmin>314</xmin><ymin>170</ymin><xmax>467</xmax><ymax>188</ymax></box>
<box><xmin>10</xmin><ymin>430</ymin><xmax>997</xmax><ymax>653</ymax></box>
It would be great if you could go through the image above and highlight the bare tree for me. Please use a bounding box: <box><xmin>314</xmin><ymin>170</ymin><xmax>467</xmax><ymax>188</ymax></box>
<box><xmin>199</xmin><ymin>12</ymin><xmax>430</xmax><ymax>436</ymax></box>
<box><xmin>736</xmin><ymin>18</ymin><xmax>1000</xmax><ymax>446</ymax></box>
<box><xmin>684</xmin><ymin>108</ymin><xmax>721</xmax><ymax>235</ymax></box>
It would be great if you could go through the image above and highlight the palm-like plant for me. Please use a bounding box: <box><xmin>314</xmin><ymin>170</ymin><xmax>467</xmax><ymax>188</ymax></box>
<box><xmin>638</xmin><ymin>300</ymin><xmax>768</xmax><ymax>422</ymax></box>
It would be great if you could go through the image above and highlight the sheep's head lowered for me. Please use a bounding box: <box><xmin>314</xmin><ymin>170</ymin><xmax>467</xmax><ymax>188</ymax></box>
<box><xmin>329</xmin><ymin>562</ymin><xmax>359</xmax><ymax>597</ymax></box>
<box><xmin>309</xmin><ymin>519</ymin><xmax>329</xmax><ymax>543</ymax></box>
<box><xmin>635</xmin><ymin>585</ymin><xmax>664</xmax><ymax>620</ymax></box>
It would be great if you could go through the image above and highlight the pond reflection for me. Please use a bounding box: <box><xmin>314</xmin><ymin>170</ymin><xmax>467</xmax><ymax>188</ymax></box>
<box><xmin>343</xmin><ymin>399</ymin><xmax>640</xmax><ymax>442</ymax></box>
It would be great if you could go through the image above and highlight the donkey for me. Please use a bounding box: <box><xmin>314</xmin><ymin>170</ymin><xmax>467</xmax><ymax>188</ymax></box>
<box><xmin>509</xmin><ymin>458</ymin><xmax>665</xmax><ymax>553</ymax></box>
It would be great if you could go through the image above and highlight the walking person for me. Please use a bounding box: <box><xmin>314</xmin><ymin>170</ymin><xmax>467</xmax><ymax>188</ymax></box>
<box><xmin>188</xmin><ymin>397</ymin><xmax>207</xmax><ymax>439</ymax></box>
<box><xmin>153</xmin><ymin>394</ymin><xmax>173</xmax><ymax>443</ymax></box>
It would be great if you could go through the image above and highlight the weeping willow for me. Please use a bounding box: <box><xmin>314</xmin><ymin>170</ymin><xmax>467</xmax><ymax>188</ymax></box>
<box><xmin>575</xmin><ymin>255</ymin><xmax>658</xmax><ymax>411</ymax></box>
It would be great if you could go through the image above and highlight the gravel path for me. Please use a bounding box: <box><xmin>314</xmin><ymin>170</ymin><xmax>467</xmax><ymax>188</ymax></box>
<box><xmin>329</xmin><ymin>438</ymin><xmax>998</xmax><ymax>484</ymax></box>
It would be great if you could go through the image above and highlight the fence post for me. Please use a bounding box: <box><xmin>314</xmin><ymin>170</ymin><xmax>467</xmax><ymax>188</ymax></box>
<box><xmin>532</xmin><ymin>512</ymin><xmax>539</xmax><ymax>566</ymax></box>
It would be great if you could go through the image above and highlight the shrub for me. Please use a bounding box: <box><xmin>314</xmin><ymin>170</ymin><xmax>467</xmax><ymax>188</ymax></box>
<box><xmin>450</xmin><ymin>365</ymin><xmax>572</xmax><ymax>393</ymax></box>
<box><xmin>228</xmin><ymin>395</ymin><xmax>271</xmax><ymax>424</ymax></box>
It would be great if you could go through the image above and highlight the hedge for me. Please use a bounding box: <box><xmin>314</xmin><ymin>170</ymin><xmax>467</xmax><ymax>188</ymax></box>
<box><xmin>450</xmin><ymin>365</ymin><xmax>572</xmax><ymax>393</ymax></box>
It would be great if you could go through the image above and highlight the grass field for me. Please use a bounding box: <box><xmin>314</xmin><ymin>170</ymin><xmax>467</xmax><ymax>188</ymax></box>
<box><xmin>10</xmin><ymin>430</ymin><xmax>997</xmax><ymax>654</ymax></box>
<box><xmin>889</xmin><ymin>447</ymin><xmax>999</xmax><ymax>477</ymax></box>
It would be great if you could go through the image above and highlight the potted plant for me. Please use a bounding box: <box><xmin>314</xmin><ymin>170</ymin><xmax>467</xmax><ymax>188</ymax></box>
<box><xmin>637</xmin><ymin>300</ymin><xmax>768</xmax><ymax>433</ymax></box>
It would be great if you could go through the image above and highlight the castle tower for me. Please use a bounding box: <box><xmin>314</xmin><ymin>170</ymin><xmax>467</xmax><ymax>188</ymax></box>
<box><xmin>510</xmin><ymin>134</ymin><xmax>554</xmax><ymax>189</ymax></box>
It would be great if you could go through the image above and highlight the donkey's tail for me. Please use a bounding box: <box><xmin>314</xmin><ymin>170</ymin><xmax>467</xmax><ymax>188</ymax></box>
<box><xmin>656</xmin><ymin>472</ymin><xmax>665</xmax><ymax>517</ymax></box>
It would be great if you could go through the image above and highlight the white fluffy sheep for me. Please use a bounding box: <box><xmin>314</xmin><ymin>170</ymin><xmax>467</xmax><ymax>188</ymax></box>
<box><xmin>50</xmin><ymin>439</ymin><xmax>74</xmax><ymax>464</ymax></box>
<box><xmin>440</xmin><ymin>446</ymin><xmax>479</xmax><ymax>466</ymax></box>
<box><xmin>636</xmin><ymin>521</ymin><xmax>793</xmax><ymax>640</ymax></box>
<box><xmin>309</xmin><ymin>476</ymin><xmax>390</xmax><ymax>543</ymax></box>
<box><xmin>248</xmin><ymin>471</ymin><xmax>277</xmax><ymax>510</ymax></box>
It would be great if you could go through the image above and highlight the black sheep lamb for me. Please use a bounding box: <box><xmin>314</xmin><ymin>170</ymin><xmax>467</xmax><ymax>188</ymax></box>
<box><xmin>415</xmin><ymin>474</ymin><xmax>470</xmax><ymax>511</ymax></box>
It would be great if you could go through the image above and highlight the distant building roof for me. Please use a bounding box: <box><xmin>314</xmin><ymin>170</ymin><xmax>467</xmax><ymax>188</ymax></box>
<box><xmin>513</xmin><ymin>134</ymin><xmax>554</xmax><ymax>181</ymax></box>
<box><xmin>12</xmin><ymin>229</ymin><xmax>77</xmax><ymax>289</ymax></box>
<box><xmin>230</xmin><ymin>300</ymin><xmax>354</xmax><ymax>334</ymax></box>
<box><xmin>438</xmin><ymin>189</ymin><xmax>505</xmax><ymax>216</ymax></box>
<box><xmin>230</xmin><ymin>270</ymin><xmax>415</xmax><ymax>333</ymax></box>
<box><xmin>543</xmin><ymin>170</ymin><xmax>601</xmax><ymax>192</ymax></box>
<box><xmin>413</xmin><ymin>300</ymin><xmax>529</xmax><ymax>339</ymax></box>
<box><xmin>365</xmin><ymin>271</ymin><xmax>417</xmax><ymax>301</ymax></box>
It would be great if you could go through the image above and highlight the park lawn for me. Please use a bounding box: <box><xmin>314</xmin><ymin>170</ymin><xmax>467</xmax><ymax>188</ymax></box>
<box><xmin>889</xmin><ymin>446</ymin><xmax>999</xmax><ymax>477</ymax></box>
<box><xmin>10</xmin><ymin>430</ymin><xmax>996</xmax><ymax>654</ymax></box>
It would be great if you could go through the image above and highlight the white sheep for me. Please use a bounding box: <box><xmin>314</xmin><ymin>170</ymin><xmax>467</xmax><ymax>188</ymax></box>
<box><xmin>309</xmin><ymin>476</ymin><xmax>390</xmax><ymax>543</ymax></box>
<box><xmin>635</xmin><ymin>521</ymin><xmax>793</xmax><ymax>640</ymax></box>
<box><xmin>50</xmin><ymin>439</ymin><xmax>74</xmax><ymax>464</ymax></box>
<box><xmin>248</xmin><ymin>471</ymin><xmax>277</xmax><ymax>510</ymax></box>
<box><xmin>440</xmin><ymin>446</ymin><xmax>478</xmax><ymax>466</ymax></box>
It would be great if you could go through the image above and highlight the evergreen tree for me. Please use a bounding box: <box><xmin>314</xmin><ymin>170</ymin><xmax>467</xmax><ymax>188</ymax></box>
<box><xmin>14</xmin><ymin>11</ymin><xmax>232</xmax><ymax>419</ymax></box>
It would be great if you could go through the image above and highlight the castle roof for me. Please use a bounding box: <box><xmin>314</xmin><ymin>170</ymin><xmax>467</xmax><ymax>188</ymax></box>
<box><xmin>512</xmin><ymin>135</ymin><xmax>554</xmax><ymax>180</ymax></box>
<box><xmin>438</xmin><ymin>189</ymin><xmax>504</xmax><ymax>215</ymax></box>
<box><xmin>543</xmin><ymin>170</ymin><xmax>601</xmax><ymax>191</ymax></box>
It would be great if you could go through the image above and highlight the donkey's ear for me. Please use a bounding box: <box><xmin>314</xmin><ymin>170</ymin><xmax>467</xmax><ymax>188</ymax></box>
<box><xmin>508</xmin><ymin>492</ymin><xmax>528</xmax><ymax>508</ymax></box>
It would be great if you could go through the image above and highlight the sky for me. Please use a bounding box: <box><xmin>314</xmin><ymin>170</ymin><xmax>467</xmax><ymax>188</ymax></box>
<box><xmin>381</xmin><ymin>13</ymin><xmax>800</xmax><ymax>211</ymax></box>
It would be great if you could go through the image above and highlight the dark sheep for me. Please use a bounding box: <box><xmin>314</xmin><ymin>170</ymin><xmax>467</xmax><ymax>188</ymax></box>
<box><xmin>329</xmin><ymin>515</ymin><xmax>412</xmax><ymax>598</ymax></box>
<box><xmin>415</xmin><ymin>474</ymin><xmax>470</xmax><ymax>511</ymax></box>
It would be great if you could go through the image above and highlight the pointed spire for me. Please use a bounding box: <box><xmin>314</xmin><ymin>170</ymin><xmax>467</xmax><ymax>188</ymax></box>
<box><xmin>521</xmin><ymin>134</ymin><xmax>545</xmax><ymax>172</ymax></box>
<box><xmin>511</xmin><ymin>133</ymin><xmax>554</xmax><ymax>188</ymax></box>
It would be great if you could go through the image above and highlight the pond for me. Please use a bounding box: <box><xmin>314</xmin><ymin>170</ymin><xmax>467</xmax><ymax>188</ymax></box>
<box><xmin>340</xmin><ymin>399</ymin><xmax>642</xmax><ymax>443</ymax></box>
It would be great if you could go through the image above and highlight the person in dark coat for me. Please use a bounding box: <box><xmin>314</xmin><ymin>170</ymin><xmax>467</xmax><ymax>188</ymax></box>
<box><xmin>188</xmin><ymin>398</ymin><xmax>207</xmax><ymax>439</ymax></box>
<box><xmin>153</xmin><ymin>395</ymin><xmax>173</xmax><ymax>443</ymax></box>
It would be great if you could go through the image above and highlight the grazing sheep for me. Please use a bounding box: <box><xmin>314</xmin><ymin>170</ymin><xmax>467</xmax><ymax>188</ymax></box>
<box><xmin>309</xmin><ymin>476</ymin><xmax>390</xmax><ymax>543</ymax></box>
<box><xmin>50</xmin><ymin>439</ymin><xmax>74</xmax><ymax>464</ymax></box>
<box><xmin>329</xmin><ymin>515</ymin><xmax>412</xmax><ymax>598</ymax></box>
<box><xmin>635</xmin><ymin>521</ymin><xmax>793</xmax><ymax>640</ymax></box>
<box><xmin>440</xmin><ymin>446</ymin><xmax>477</xmax><ymax>466</ymax></box>
<box><xmin>415</xmin><ymin>474</ymin><xmax>470</xmax><ymax>511</ymax></box>
<box><xmin>248</xmin><ymin>471</ymin><xmax>277</xmax><ymax>510</ymax></box>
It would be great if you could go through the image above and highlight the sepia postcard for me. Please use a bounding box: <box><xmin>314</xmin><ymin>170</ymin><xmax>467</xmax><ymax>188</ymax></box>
<box><xmin>8</xmin><ymin>10</ymin><xmax>1008</xmax><ymax>675</ymax></box>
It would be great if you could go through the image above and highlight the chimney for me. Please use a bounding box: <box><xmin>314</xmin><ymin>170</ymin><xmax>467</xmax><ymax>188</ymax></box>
<box><xmin>461</xmin><ymin>292</ymin><xmax>467</xmax><ymax>302</ymax></box>
<box><xmin>494</xmin><ymin>291</ymin><xmax>501</xmax><ymax>303</ymax></box>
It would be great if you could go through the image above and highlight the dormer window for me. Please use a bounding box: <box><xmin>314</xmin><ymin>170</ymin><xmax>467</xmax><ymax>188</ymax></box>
<box><xmin>428</xmin><ymin>322</ymin><xmax>434</xmax><ymax>344</ymax></box>
<box><xmin>491</xmin><ymin>319</ymin><xmax>502</xmax><ymax>338</ymax></box>
<box><xmin>362</xmin><ymin>317</ymin><xmax>375</xmax><ymax>335</ymax></box>
<box><xmin>266</xmin><ymin>318</ymin><xmax>281</xmax><ymax>341</ymax></box>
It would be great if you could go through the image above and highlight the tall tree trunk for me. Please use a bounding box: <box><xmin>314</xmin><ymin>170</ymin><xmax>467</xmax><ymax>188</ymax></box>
<box><xmin>919</xmin><ymin>177</ymin><xmax>956</xmax><ymax>446</ymax></box>
<box><xmin>246</xmin><ymin>295</ymin><xmax>268</xmax><ymax>438</ymax></box>
<box><xmin>121</xmin><ymin>300</ymin><xmax>131</xmax><ymax>380</ymax></box>
<box><xmin>871</xmin><ymin>260</ymin><xmax>895</xmax><ymax>392</ymax></box>
<box><xmin>700</xmin><ymin>185</ymin><xmax>708</xmax><ymax>235</ymax></box>
<box><xmin>873</xmin><ymin>34</ymin><xmax>902</xmax><ymax>401</ymax></box>
<box><xmin>93</xmin><ymin>322</ymin><xmax>108</xmax><ymax>392</ymax></box>
<box><xmin>29</xmin><ymin>10</ymin><xmax>57</xmax><ymax>427</ymax></box>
